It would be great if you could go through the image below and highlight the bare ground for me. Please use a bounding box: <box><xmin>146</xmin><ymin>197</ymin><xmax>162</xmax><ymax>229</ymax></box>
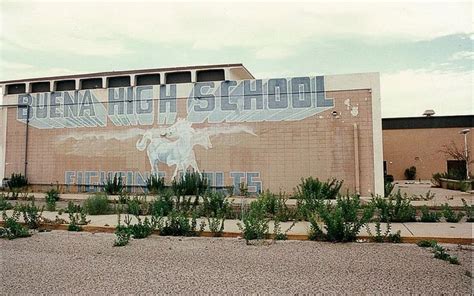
<box><xmin>0</xmin><ymin>231</ymin><xmax>472</xmax><ymax>295</ymax></box>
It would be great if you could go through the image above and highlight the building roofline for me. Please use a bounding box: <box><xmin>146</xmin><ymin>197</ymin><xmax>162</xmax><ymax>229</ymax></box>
<box><xmin>382</xmin><ymin>115</ymin><xmax>474</xmax><ymax>130</ymax></box>
<box><xmin>0</xmin><ymin>63</ymin><xmax>253</xmax><ymax>84</ymax></box>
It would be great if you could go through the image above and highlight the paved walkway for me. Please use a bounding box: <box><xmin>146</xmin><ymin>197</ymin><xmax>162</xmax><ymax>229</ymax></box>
<box><xmin>2</xmin><ymin>210</ymin><xmax>472</xmax><ymax>240</ymax></box>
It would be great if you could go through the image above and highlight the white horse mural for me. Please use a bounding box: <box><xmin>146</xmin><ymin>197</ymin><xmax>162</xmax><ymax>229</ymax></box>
<box><xmin>136</xmin><ymin>119</ymin><xmax>256</xmax><ymax>179</ymax></box>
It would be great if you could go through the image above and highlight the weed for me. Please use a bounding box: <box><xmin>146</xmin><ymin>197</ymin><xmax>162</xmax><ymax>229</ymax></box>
<box><xmin>45</xmin><ymin>188</ymin><xmax>60</xmax><ymax>211</ymax></box>
<box><xmin>309</xmin><ymin>194</ymin><xmax>374</xmax><ymax>242</ymax></box>
<box><xmin>384</xmin><ymin>180</ymin><xmax>394</xmax><ymax>197</ymax></box>
<box><xmin>67</xmin><ymin>202</ymin><xmax>89</xmax><ymax>231</ymax></box>
<box><xmin>0</xmin><ymin>210</ymin><xmax>31</xmax><ymax>239</ymax></box>
<box><xmin>103</xmin><ymin>173</ymin><xmax>124</xmax><ymax>195</ymax></box>
<box><xmin>114</xmin><ymin>224</ymin><xmax>131</xmax><ymax>246</ymax></box>
<box><xmin>126</xmin><ymin>215</ymin><xmax>153</xmax><ymax>239</ymax></box>
<box><xmin>126</xmin><ymin>196</ymin><xmax>147</xmax><ymax>216</ymax></box>
<box><xmin>156</xmin><ymin>209</ymin><xmax>203</xmax><ymax>237</ymax></box>
<box><xmin>366</xmin><ymin>212</ymin><xmax>399</xmax><ymax>243</ymax></box>
<box><xmin>416</xmin><ymin>240</ymin><xmax>437</xmax><ymax>248</ymax></box>
<box><xmin>17</xmin><ymin>201</ymin><xmax>44</xmax><ymax>229</ymax></box>
<box><xmin>442</xmin><ymin>203</ymin><xmax>464</xmax><ymax>223</ymax></box>
<box><xmin>419</xmin><ymin>206</ymin><xmax>440</xmax><ymax>222</ymax></box>
<box><xmin>272</xmin><ymin>219</ymin><xmax>296</xmax><ymax>241</ymax></box>
<box><xmin>84</xmin><ymin>193</ymin><xmax>110</xmax><ymax>215</ymax></box>
<box><xmin>238</xmin><ymin>199</ymin><xmax>270</xmax><ymax>243</ymax></box>
<box><xmin>172</xmin><ymin>171</ymin><xmax>209</xmax><ymax>211</ymax></box>
<box><xmin>432</xmin><ymin>244</ymin><xmax>460</xmax><ymax>264</ymax></box>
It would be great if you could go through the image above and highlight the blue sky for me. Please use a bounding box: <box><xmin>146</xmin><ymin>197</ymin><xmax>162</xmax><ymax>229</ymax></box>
<box><xmin>0</xmin><ymin>1</ymin><xmax>472</xmax><ymax>118</ymax></box>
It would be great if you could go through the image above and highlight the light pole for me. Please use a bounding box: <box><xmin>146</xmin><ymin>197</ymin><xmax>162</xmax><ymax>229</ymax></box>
<box><xmin>459</xmin><ymin>129</ymin><xmax>470</xmax><ymax>180</ymax></box>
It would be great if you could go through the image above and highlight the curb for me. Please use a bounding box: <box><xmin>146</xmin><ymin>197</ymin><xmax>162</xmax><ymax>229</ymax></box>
<box><xmin>3</xmin><ymin>222</ymin><xmax>472</xmax><ymax>245</ymax></box>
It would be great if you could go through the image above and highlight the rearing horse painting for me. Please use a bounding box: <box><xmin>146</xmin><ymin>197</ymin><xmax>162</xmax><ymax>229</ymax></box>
<box><xmin>136</xmin><ymin>119</ymin><xmax>256</xmax><ymax>179</ymax></box>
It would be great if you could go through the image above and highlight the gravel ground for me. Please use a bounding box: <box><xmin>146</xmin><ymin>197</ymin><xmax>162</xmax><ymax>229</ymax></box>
<box><xmin>0</xmin><ymin>231</ymin><xmax>472</xmax><ymax>295</ymax></box>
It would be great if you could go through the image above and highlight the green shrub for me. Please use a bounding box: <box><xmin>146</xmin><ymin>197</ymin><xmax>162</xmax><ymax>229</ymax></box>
<box><xmin>416</xmin><ymin>240</ymin><xmax>437</xmax><ymax>248</ymax></box>
<box><xmin>238</xmin><ymin>199</ymin><xmax>269</xmax><ymax>243</ymax></box>
<box><xmin>127</xmin><ymin>216</ymin><xmax>153</xmax><ymax>239</ymax></box>
<box><xmin>146</xmin><ymin>174</ymin><xmax>165</xmax><ymax>194</ymax></box>
<box><xmin>309</xmin><ymin>194</ymin><xmax>374</xmax><ymax>242</ymax></box>
<box><xmin>384</xmin><ymin>180</ymin><xmax>394</xmax><ymax>197</ymax></box>
<box><xmin>371</xmin><ymin>191</ymin><xmax>416</xmax><ymax>223</ymax></box>
<box><xmin>0</xmin><ymin>210</ymin><xmax>31</xmax><ymax>239</ymax></box>
<box><xmin>84</xmin><ymin>193</ymin><xmax>110</xmax><ymax>215</ymax></box>
<box><xmin>0</xmin><ymin>196</ymin><xmax>13</xmax><ymax>211</ymax></box>
<box><xmin>126</xmin><ymin>196</ymin><xmax>148</xmax><ymax>216</ymax></box>
<box><xmin>461</xmin><ymin>199</ymin><xmax>473</xmax><ymax>222</ymax></box>
<box><xmin>103</xmin><ymin>173</ymin><xmax>124</xmax><ymax>195</ymax></box>
<box><xmin>7</xmin><ymin>173</ymin><xmax>28</xmax><ymax>190</ymax></box>
<box><xmin>441</xmin><ymin>203</ymin><xmax>464</xmax><ymax>223</ymax></box>
<box><xmin>155</xmin><ymin>209</ymin><xmax>204</xmax><ymax>237</ymax></box>
<box><xmin>202</xmin><ymin>191</ymin><xmax>230</xmax><ymax>237</ymax></box>
<box><xmin>258</xmin><ymin>191</ymin><xmax>293</xmax><ymax>222</ymax></box>
<box><xmin>432</xmin><ymin>244</ymin><xmax>460</xmax><ymax>264</ymax></box>
<box><xmin>17</xmin><ymin>201</ymin><xmax>44</xmax><ymax>229</ymax></box>
<box><xmin>404</xmin><ymin>166</ymin><xmax>416</xmax><ymax>180</ymax></box>
<box><xmin>296</xmin><ymin>177</ymin><xmax>343</xmax><ymax>219</ymax></box>
<box><xmin>67</xmin><ymin>202</ymin><xmax>88</xmax><ymax>231</ymax></box>
<box><xmin>172</xmin><ymin>171</ymin><xmax>209</xmax><ymax>196</ymax></box>
<box><xmin>149</xmin><ymin>191</ymin><xmax>174</xmax><ymax>216</ymax></box>
<box><xmin>114</xmin><ymin>224</ymin><xmax>131</xmax><ymax>246</ymax></box>
<box><xmin>419</xmin><ymin>206</ymin><xmax>441</xmax><ymax>222</ymax></box>
<box><xmin>45</xmin><ymin>188</ymin><xmax>60</xmax><ymax>211</ymax></box>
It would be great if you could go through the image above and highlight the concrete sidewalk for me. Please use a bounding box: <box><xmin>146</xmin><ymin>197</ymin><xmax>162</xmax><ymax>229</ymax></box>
<box><xmin>2</xmin><ymin>210</ymin><xmax>472</xmax><ymax>241</ymax></box>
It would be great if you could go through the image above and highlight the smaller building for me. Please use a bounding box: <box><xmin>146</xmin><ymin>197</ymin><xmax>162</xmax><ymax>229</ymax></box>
<box><xmin>382</xmin><ymin>115</ymin><xmax>473</xmax><ymax>180</ymax></box>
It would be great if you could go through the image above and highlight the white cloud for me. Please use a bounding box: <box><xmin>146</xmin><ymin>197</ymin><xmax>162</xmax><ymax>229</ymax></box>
<box><xmin>381</xmin><ymin>69</ymin><xmax>473</xmax><ymax>117</ymax></box>
<box><xmin>449</xmin><ymin>51</ymin><xmax>474</xmax><ymax>61</ymax></box>
<box><xmin>0</xmin><ymin>59</ymin><xmax>75</xmax><ymax>81</ymax></box>
<box><xmin>0</xmin><ymin>2</ymin><xmax>471</xmax><ymax>58</ymax></box>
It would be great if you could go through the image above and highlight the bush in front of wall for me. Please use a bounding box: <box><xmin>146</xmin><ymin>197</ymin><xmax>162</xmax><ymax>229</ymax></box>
<box><xmin>371</xmin><ymin>191</ymin><xmax>416</xmax><ymax>223</ymax></box>
<box><xmin>201</xmin><ymin>191</ymin><xmax>231</xmax><ymax>237</ymax></box>
<box><xmin>84</xmin><ymin>193</ymin><xmax>110</xmax><ymax>215</ymax></box>
<box><xmin>238</xmin><ymin>199</ymin><xmax>270</xmax><ymax>243</ymax></box>
<box><xmin>45</xmin><ymin>188</ymin><xmax>60</xmax><ymax>211</ymax></box>
<box><xmin>17</xmin><ymin>201</ymin><xmax>44</xmax><ymax>229</ymax></box>
<box><xmin>296</xmin><ymin>177</ymin><xmax>343</xmax><ymax>219</ymax></box>
<box><xmin>103</xmin><ymin>173</ymin><xmax>124</xmax><ymax>195</ymax></box>
<box><xmin>404</xmin><ymin>166</ymin><xmax>417</xmax><ymax>180</ymax></box>
<box><xmin>419</xmin><ymin>206</ymin><xmax>441</xmax><ymax>222</ymax></box>
<box><xmin>146</xmin><ymin>174</ymin><xmax>166</xmax><ymax>194</ymax></box>
<box><xmin>149</xmin><ymin>191</ymin><xmax>174</xmax><ymax>217</ymax></box>
<box><xmin>7</xmin><ymin>173</ymin><xmax>28</xmax><ymax>191</ymax></box>
<box><xmin>0</xmin><ymin>210</ymin><xmax>31</xmax><ymax>239</ymax></box>
<box><xmin>155</xmin><ymin>209</ymin><xmax>204</xmax><ymax>237</ymax></box>
<box><xmin>114</xmin><ymin>224</ymin><xmax>131</xmax><ymax>246</ymax></box>
<box><xmin>309</xmin><ymin>194</ymin><xmax>374</xmax><ymax>242</ymax></box>
<box><xmin>441</xmin><ymin>203</ymin><xmax>464</xmax><ymax>223</ymax></box>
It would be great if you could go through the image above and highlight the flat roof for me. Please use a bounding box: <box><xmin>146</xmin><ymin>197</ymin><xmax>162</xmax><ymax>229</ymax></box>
<box><xmin>0</xmin><ymin>63</ymin><xmax>254</xmax><ymax>84</ymax></box>
<box><xmin>382</xmin><ymin>115</ymin><xmax>474</xmax><ymax>130</ymax></box>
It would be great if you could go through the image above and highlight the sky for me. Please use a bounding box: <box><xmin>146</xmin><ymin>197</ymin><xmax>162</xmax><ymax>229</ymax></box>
<box><xmin>0</xmin><ymin>0</ymin><xmax>472</xmax><ymax>118</ymax></box>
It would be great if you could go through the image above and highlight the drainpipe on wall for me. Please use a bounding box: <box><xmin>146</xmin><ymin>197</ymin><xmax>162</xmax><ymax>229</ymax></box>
<box><xmin>23</xmin><ymin>105</ymin><xmax>30</xmax><ymax>178</ymax></box>
<box><xmin>353</xmin><ymin>123</ymin><xmax>360</xmax><ymax>194</ymax></box>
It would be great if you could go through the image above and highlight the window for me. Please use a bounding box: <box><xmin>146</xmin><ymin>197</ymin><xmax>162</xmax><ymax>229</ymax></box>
<box><xmin>81</xmin><ymin>78</ymin><xmax>102</xmax><ymax>89</ymax></box>
<box><xmin>136</xmin><ymin>74</ymin><xmax>161</xmax><ymax>86</ymax></box>
<box><xmin>166</xmin><ymin>71</ymin><xmax>191</xmax><ymax>84</ymax></box>
<box><xmin>6</xmin><ymin>83</ymin><xmax>26</xmax><ymax>95</ymax></box>
<box><xmin>55</xmin><ymin>80</ymin><xmax>76</xmax><ymax>91</ymax></box>
<box><xmin>31</xmin><ymin>82</ymin><xmax>50</xmax><ymax>93</ymax></box>
<box><xmin>108</xmin><ymin>76</ymin><xmax>131</xmax><ymax>88</ymax></box>
<box><xmin>197</xmin><ymin>69</ymin><xmax>225</xmax><ymax>82</ymax></box>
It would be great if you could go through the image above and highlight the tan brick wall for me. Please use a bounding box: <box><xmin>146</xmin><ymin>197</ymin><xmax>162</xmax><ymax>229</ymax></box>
<box><xmin>1</xmin><ymin>73</ymin><xmax>382</xmax><ymax>195</ymax></box>
<box><xmin>382</xmin><ymin>127</ymin><xmax>473</xmax><ymax>180</ymax></box>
